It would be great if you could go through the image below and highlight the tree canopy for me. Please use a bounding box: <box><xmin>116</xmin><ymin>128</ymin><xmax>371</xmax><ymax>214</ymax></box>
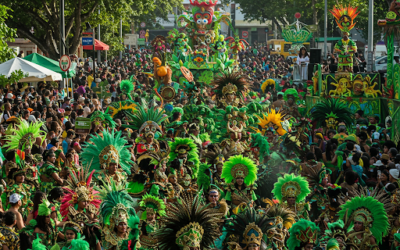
<box><xmin>0</xmin><ymin>4</ymin><xmax>17</xmax><ymax>63</ymax></box>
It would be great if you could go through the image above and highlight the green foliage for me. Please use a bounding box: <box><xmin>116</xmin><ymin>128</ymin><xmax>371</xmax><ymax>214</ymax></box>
<box><xmin>0</xmin><ymin>70</ymin><xmax>28</xmax><ymax>87</ymax></box>
<box><xmin>0</xmin><ymin>5</ymin><xmax>17</xmax><ymax>63</ymax></box>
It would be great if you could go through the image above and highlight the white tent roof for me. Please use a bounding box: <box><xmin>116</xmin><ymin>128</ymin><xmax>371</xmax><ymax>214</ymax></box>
<box><xmin>0</xmin><ymin>57</ymin><xmax>62</xmax><ymax>82</ymax></box>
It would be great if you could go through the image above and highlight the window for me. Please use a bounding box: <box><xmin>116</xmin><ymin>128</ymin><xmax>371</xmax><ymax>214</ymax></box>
<box><xmin>378</xmin><ymin>58</ymin><xmax>387</xmax><ymax>64</ymax></box>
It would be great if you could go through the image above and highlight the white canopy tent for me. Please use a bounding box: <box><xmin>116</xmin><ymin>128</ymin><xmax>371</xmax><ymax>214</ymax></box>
<box><xmin>0</xmin><ymin>57</ymin><xmax>62</xmax><ymax>82</ymax></box>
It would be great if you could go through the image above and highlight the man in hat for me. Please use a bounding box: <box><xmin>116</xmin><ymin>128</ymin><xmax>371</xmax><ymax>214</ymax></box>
<box><xmin>7</xmin><ymin>193</ymin><xmax>24</xmax><ymax>230</ymax></box>
<box><xmin>389</xmin><ymin>169</ymin><xmax>399</xmax><ymax>188</ymax></box>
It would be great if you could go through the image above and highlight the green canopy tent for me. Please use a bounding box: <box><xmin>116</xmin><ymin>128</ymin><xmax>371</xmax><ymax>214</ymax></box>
<box><xmin>23</xmin><ymin>53</ymin><xmax>76</xmax><ymax>78</ymax></box>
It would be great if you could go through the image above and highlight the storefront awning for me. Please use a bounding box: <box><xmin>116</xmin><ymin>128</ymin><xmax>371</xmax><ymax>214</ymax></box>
<box><xmin>82</xmin><ymin>39</ymin><xmax>109</xmax><ymax>51</ymax></box>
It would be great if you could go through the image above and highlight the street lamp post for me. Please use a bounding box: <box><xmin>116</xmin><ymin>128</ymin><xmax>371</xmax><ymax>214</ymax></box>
<box><xmin>324</xmin><ymin>0</ymin><xmax>328</xmax><ymax>59</ymax></box>
<box><xmin>367</xmin><ymin>0</ymin><xmax>374</xmax><ymax>72</ymax></box>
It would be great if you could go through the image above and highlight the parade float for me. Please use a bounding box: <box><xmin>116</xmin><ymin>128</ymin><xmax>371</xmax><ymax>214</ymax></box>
<box><xmin>306</xmin><ymin>5</ymin><xmax>385</xmax><ymax>132</ymax></box>
<box><xmin>151</xmin><ymin>0</ymin><xmax>243</xmax><ymax>102</ymax></box>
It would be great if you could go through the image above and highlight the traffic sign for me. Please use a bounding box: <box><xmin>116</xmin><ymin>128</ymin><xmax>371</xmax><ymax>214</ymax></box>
<box><xmin>242</xmin><ymin>31</ymin><xmax>249</xmax><ymax>38</ymax></box>
<box><xmin>82</xmin><ymin>37</ymin><xmax>93</xmax><ymax>46</ymax></box>
<box><xmin>140</xmin><ymin>22</ymin><xmax>146</xmax><ymax>28</ymax></box>
<box><xmin>59</xmin><ymin>55</ymin><xmax>71</xmax><ymax>72</ymax></box>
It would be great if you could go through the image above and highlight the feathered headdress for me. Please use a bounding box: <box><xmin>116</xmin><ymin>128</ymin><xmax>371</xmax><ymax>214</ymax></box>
<box><xmin>120</xmin><ymin>80</ymin><xmax>135</xmax><ymax>100</ymax></box>
<box><xmin>211</xmin><ymin>70</ymin><xmax>251</xmax><ymax>99</ymax></box>
<box><xmin>250</xmin><ymin>109</ymin><xmax>287</xmax><ymax>136</ymax></box>
<box><xmin>124</xmin><ymin>105</ymin><xmax>166</xmax><ymax>135</ymax></box>
<box><xmin>168</xmin><ymin>137</ymin><xmax>200</xmax><ymax>178</ymax></box>
<box><xmin>80</xmin><ymin>130</ymin><xmax>133</xmax><ymax>174</ymax></box>
<box><xmin>225</xmin><ymin>208</ymin><xmax>275</xmax><ymax>249</ymax></box>
<box><xmin>287</xmin><ymin>219</ymin><xmax>319</xmax><ymax>250</ymax></box>
<box><xmin>263</xmin><ymin>199</ymin><xmax>296</xmax><ymax>230</ymax></box>
<box><xmin>221</xmin><ymin>155</ymin><xmax>257</xmax><ymax>186</ymax></box>
<box><xmin>261</xmin><ymin>79</ymin><xmax>275</xmax><ymax>93</ymax></box>
<box><xmin>155</xmin><ymin>193</ymin><xmax>224</xmax><ymax>250</ymax></box>
<box><xmin>90</xmin><ymin>110</ymin><xmax>116</xmax><ymax>129</ymax></box>
<box><xmin>283</xmin><ymin>88</ymin><xmax>299</xmax><ymax>102</ymax></box>
<box><xmin>96</xmin><ymin>180</ymin><xmax>138</xmax><ymax>227</ymax></box>
<box><xmin>249</xmin><ymin>133</ymin><xmax>270</xmax><ymax>162</ymax></box>
<box><xmin>139</xmin><ymin>193</ymin><xmax>166</xmax><ymax>220</ymax></box>
<box><xmin>38</xmin><ymin>199</ymin><xmax>52</xmax><ymax>216</ymax></box>
<box><xmin>310</xmin><ymin>98</ymin><xmax>354</xmax><ymax>128</ymax></box>
<box><xmin>106</xmin><ymin>100</ymin><xmax>137</xmax><ymax>119</ymax></box>
<box><xmin>203</xmin><ymin>144</ymin><xmax>232</xmax><ymax>167</ymax></box>
<box><xmin>197</xmin><ymin>163</ymin><xmax>213</xmax><ymax>191</ymax></box>
<box><xmin>4</xmin><ymin>118</ymin><xmax>46</xmax><ymax>153</ymax></box>
<box><xmin>60</xmin><ymin>166</ymin><xmax>101</xmax><ymax>220</ymax></box>
<box><xmin>272</xmin><ymin>173</ymin><xmax>310</xmax><ymax>203</ymax></box>
<box><xmin>330</xmin><ymin>5</ymin><xmax>360</xmax><ymax>33</ymax></box>
<box><xmin>338</xmin><ymin>195</ymin><xmax>389</xmax><ymax>244</ymax></box>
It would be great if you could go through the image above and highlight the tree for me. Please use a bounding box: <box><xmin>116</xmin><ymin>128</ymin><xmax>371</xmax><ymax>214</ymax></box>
<box><xmin>0</xmin><ymin>4</ymin><xmax>17</xmax><ymax>63</ymax></box>
<box><xmin>2</xmin><ymin>0</ymin><xmax>165</xmax><ymax>60</ymax></box>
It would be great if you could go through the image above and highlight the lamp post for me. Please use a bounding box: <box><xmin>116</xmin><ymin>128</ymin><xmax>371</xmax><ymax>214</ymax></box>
<box><xmin>367</xmin><ymin>0</ymin><xmax>374</xmax><ymax>72</ymax></box>
<box><xmin>324</xmin><ymin>0</ymin><xmax>328</xmax><ymax>59</ymax></box>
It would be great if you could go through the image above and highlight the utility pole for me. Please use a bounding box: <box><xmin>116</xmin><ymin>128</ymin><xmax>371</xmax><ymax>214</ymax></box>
<box><xmin>324</xmin><ymin>0</ymin><xmax>328</xmax><ymax>59</ymax></box>
<box><xmin>98</xmin><ymin>9</ymin><xmax>101</xmax><ymax>62</ymax></box>
<box><xmin>367</xmin><ymin>0</ymin><xmax>374</xmax><ymax>72</ymax></box>
<box><xmin>120</xmin><ymin>19</ymin><xmax>123</xmax><ymax>60</ymax></box>
<box><xmin>59</xmin><ymin>0</ymin><xmax>65</xmax><ymax>88</ymax></box>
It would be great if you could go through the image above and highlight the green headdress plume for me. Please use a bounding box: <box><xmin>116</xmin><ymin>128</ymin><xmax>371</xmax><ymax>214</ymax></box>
<box><xmin>272</xmin><ymin>173</ymin><xmax>310</xmax><ymax>203</ymax></box>
<box><xmin>168</xmin><ymin>137</ymin><xmax>200</xmax><ymax>178</ymax></box>
<box><xmin>124</xmin><ymin>105</ymin><xmax>167</xmax><ymax>131</ymax></box>
<box><xmin>29</xmin><ymin>238</ymin><xmax>47</xmax><ymax>250</ymax></box>
<box><xmin>171</xmin><ymin>107</ymin><xmax>184</xmax><ymax>117</ymax></box>
<box><xmin>338</xmin><ymin>195</ymin><xmax>389</xmax><ymax>244</ymax></box>
<box><xmin>139</xmin><ymin>193</ymin><xmax>166</xmax><ymax>220</ymax></box>
<box><xmin>221</xmin><ymin>155</ymin><xmax>257</xmax><ymax>186</ymax></box>
<box><xmin>326</xmin><ymin>238</ymin><xmax>340</xmax><ymax>250</ymax></box>
<box><xmin>197</xmin><ymin>163</ymin><xmax>212</xmax><ymax>191</ymax></box>
<box><xmin>90</xmin><ymin>110</ymin><xmax>116</xmax><ymax>129</ymax></box>
<box><xmin>287</xmin><ymin>219</ymin><xmax>319</xmax><ymax>250</ymax></box>
<box><xmin>5</xmin><ymin>118</ymin><xmax>46</xmax><ymax>151</ymax></box>
<box><xmin>310</xmin><ymin>98</ymin><xmax>354</xmax><ymax>128</ymax></box>
<box><xmin>96</xmin><ymin>179</ymin><xmax>138</xmax><ymax>226</ymax></box>
<box><xmin>250</xmin><ymin>133</ymin><xmax>270</xmax><ymax>163</ymax></box>
<box><xmin>120</xmin><ymin>80</ymin><xmax>134</xmax><ymax>100</ymax></box>
<box><xmin>80</xmin><ymin>130</ymin><xmax>133</xmax><ymax>174</ymax></box>
<box><xmin>38</xmin><ymin>199</ymin><xmax>52</xmax><ymax>216</ymax></box>
<box><xmin>283</xmin><ymin>88</ymin><xmax>299</xmax><ymax>102</ymax></box>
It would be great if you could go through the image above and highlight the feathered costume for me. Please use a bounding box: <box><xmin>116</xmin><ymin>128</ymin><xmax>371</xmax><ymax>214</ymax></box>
<box><xmin>225</xmin><ymin>208</ymin><xmax>275</xmax><ymax>249</ymax></box>
<box><xmin>120</xmin><ymin>79</ymin><xmax>135</xmax><ymax>100</ymax></box>
<box><xmin>221</xmin><ymin>155</ymin><xmax>258</xmax><ymax>211</ymax></box>
<box><xmin>310</xmin><ymin>98</ymin><xmax>354</xmax><ymax>129</ymax></box>
<box><xmin>96</xmin><ymin>180</ymin><xmax>140</xmax><ymax>250</ymax></box>
<box><xmin>287</xmin><ymin>219</ymin><xmax>319</xmax><ymax>250</ymax></box>
<box><xmin>250</xmin><ymin>109</ymin><xmax>287</xmax><ymax>136</ymax></box>
<box><xmin>168</xmin><ymin>137</ymin><xmax>200</xmax><ymax>178</ymax></box>
<box><xmin>338</xmin><ymin>195</ymin><xmax>389</xmax><ymax>246</ymax></box>
<box><xmin>90</xmin><ymin>110</ymin><xmax>116</xmax><ymax>129</ymax></box>
<box><xmin>261</xmin><ymin>79</ymin><xmax>276</xmax><ymax>93</ymax></box>
<box><xmin>272</xmin><ymin>174</ymin><xmax>311</xmax><ymax>221</ymax></box>
<box><xmin>211</xmin><ymin>70</ymin><xmax>251</xmax><ymax>108</ymax></box>
<box><xmin>155</xmin><ymin>193</ymin><xmax>224</xmax><ymax>250</ymax></box>
<box><xmin>107</xmin><ymin>100</ymin><xmax>137</xmax><ymax>119</ymax></box>
<box><xmin>80</xmin><ymin>130</ymin><xmax>133</xmax><ymax>185</ymax></box>
<box><xmin>4</xmin><ymin>118</ymin><xmax>46</xmax><ymax>153</ymax></box>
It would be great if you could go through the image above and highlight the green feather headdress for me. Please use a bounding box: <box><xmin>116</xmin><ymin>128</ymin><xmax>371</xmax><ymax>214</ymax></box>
<box><xmin>250</xmin><ymin>133</ymin><xmax>270</xmax><ymax>162</ymax></box>
<box><xmin>221</xmin><ymin>155</ymin><xmax>257</xmax><ymax>185</ymax></box>
<box><xmin>283</xmin><ymin>88</ymin><xmax>299</xmax><ymax>101</ymax></box>
<box><xmin>80</xmin><ymin>130</ymin><xmax>133</xmax><ymax>174</ymax></box>
<box><xmin>96</xmin><ymin>180</ymin><xmax>138</xmax><ymax>226</ymax></box>
<box><xmin>38</xmin><ymin>199</ymin><xmax>52</xmax><ymax>216</ymax></box>
<box><xmin>326</xmin><ymin>238</ymin><xmax>340</xmax><ymax>250</ymax></box>
<box><xmin>125</xmin><ymin>105</ymin><xmax>167</xmax><ymax>131</ymax></box>
<box><xmin>139</xmin><ymin>193</ymin><xmax>166</xmax><ymax>220</ymax></box>
<box><xmin>168</xmin><ymin>137</ymin><xmax>200</xmax><ymax>178</ymax></box>
<box><xmin>5</xmin><ymin>118</ymin><xmax>46</xmax><ymax>151</ymax></box>
<box><xmin>338</xmin><ymin>195</ymin><xmax>389</xmax><ymax>244</ymax></box>
<box><xmin>197</xmin><ymin>163</ymin><xmax>212</xmax><ymax>191</ymax></box>
<box><xmin>90</xmin><ymin>110</ymin><xmax>116</xmax><ymax>129</ymax></box>
<box><xmin>120</xmin><ymin>80</ymin><xmax>134</xmax><ymax>100</ymax></box>
<box><xmin>310</xmin><ymin>98</ymin><xmax>354</xmax><ymax>128</ymax></box>
<box><xmin>287</xmin><ymin>219</ymin><xmax>319</xmax><ymax>250</ymax></box>
<box><xmin>272</xmin><ymin>173</ymin><xmax>310</xmax><ymax>203</ymax></box>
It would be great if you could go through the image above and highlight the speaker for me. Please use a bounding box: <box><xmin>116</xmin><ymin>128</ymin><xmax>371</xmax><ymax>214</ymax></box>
<box><xmin>310</xmin><ymin>48</ymin><xmax>322</xmax><ymax>64</ymax></box>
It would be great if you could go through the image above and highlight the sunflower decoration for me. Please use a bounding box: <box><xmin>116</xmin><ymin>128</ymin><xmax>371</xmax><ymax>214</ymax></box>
<box><xmin>250</xmin><ymin>109</ymin><xmax>287</xmax><ymax>136</ymax></box>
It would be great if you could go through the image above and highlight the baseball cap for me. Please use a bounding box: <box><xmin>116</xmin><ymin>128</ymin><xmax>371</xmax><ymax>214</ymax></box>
<box><xmin>9</xmin><ymin>193</ymin><xmax>21</xmax><ymax>203</ymax></box>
